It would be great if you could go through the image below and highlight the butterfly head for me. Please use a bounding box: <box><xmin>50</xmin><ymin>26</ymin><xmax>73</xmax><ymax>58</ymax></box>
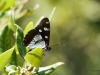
<box><xmin>43</xmin><ymin>46</ymin><xmax>51</xmax><ymax>51</ymax></box>
<box><xmin>47</xmin><ymin>47</ymin><xmax>52</xmax><ymax>50</ymax></box>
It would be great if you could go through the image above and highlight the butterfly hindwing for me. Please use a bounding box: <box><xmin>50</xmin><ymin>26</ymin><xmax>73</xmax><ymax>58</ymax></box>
<box><xmin>23</xmin><ymin>29</ymin><xmax>37</xmax><ymax>46</ymax></box>
<box><xmin>23</xmin><ymin>17</ymin><xmax>50</xmax><ymax>50</ymax></box>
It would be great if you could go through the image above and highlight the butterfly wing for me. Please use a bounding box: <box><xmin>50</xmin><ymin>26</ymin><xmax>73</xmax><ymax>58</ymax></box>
<box><xmin>23</xmin><ymin>17</ymin><xmax>50</xmax><ymax>49</ymax></box>
<box><xmin>35</xmin><ymin>17</ymin><xmax>50</xmax><ymax>48</ymax></box>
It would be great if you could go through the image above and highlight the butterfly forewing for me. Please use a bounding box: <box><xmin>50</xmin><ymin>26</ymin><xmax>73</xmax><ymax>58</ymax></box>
<box><xmin>35</xmin><ymin>18</ymin><xmax>50</xmax><ymax>48</ymax></box>
<box><xmin>23</xmin><ymin>17</ymin><xmax>50</xmax><ymax>50</ymax></box>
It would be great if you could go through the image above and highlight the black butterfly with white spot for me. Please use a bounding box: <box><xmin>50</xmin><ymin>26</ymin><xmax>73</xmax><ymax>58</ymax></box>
<box><xmin>23</xmin><ymin>17</ymin><xmax>51</xmax><ymax>51</ymax></box>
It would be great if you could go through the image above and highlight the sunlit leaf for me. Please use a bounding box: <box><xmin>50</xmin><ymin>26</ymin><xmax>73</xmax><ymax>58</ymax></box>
<box><xmin>38</xmin><ymin>62</ymin><xmax>64</xmax><ymax>75</ymax></box>
<box><xmin>35</xmin><ymin>16</ymin><xmax>44</xmax><ymax>27</ymax></box>
<box><xmin>24</xmin><ymin>22</ymin><xmax>34</xmax><ymax>36</ymax></box>
<box><xmin>0</xmin><ymin>0</ymin><xmax>15</xmax><ymax>12</ymax></box>
<box><xmin>49</xmin><ymin>7</ymin><xmax>56</xmax><ymax>21</ymax></box>
<box><xmin>23</xmin><ymin>22</ymin><xmax>34</xmax><ymax>52</ymax></box>
<box><xmin>35</xmin><ymin>7</ymin><xmax>56</xmax><ymax>27</ymax></box>
<box><xmin>24</xmin><ymin>48</ymin><xmax>43</xmax><ymax>68</ymax></box>
<box><xmin>15</xmin><ymin>24</ymin><xmax>26</xmax><ymax>57</ymax></box>
<box><xmin>0</xmin><ymin>25</ymin><xmax>11</xmax><ymax>53</ymax></box>
<box><xmin>0</xmin><ymin>48</ymin><xmax>14</xmax><ymax>71</ymax></box>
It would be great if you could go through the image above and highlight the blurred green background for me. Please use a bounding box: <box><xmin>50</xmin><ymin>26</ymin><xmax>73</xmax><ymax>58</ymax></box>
<box><xmin>1</xmin><ymin>0</ymin><xmax>100</xmax><ymax>75</ymax></box>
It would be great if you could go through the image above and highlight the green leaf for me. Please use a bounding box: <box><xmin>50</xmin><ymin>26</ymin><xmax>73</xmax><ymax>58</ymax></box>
<box><xmin>9</xmin><ymin>11</ymin><xmax>16</xmax><ymax>32</ymax></box>
<box><xmin>34</xmin><ymin>62</ymin><xmax>64</xmax><ymax>75</ymax></box>
<box><xmin>24</xmin><ymin>22</ymin><xmax>34</xmax><ymax>36</ymax></box>
<box><xmin>16</xmin><ymin>24</ymin><xmax>26</xmax><ymax>57</ymax></box>
<box><xmin>9</xmin><ymin>48</ymin><xmax>17</xmax><ymax>66</ymax></box>
<box><xmin>0</xmin><ymin>25</ymin><xmax>11</xmax><ymax>53</ymax></box>
<box><xmin>35</xmin><ymin>16</ymin><xmax>44</xmax><ymax>26</ymax></box>
<box><xmin>49</xmin><ymin>7</ymin><xmax>56</xmax><ymax>21</ymax></box>
<box><xmin>23</xmin><ymin>22</ymin><xmax>34</xmax><ymax>51</ymax></box>
<box><xmin>35</xmin><ymin>7</ymin><xmax>56</xmax><ymax>27</ymax></box>
<box><xmin>24</xmin><ymin>48</ymin><xmax>43</xmax><ymax>68</ymax></box>
<box><xmin>0</xmin><ymin>47</ymin><xmax>14</xmax><ymax>71</ymax></box>
<box><xmin>0</xmin><ymin>0</ymin><xmax>15</xmax><ymax>12</ymax></box>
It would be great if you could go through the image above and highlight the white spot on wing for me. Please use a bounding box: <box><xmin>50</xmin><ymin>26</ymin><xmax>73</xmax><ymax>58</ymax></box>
<box><xmin>44</xmin><ymin>27</ymin><xmax>49</xmax><ymax>31</ymax></box>
<box><xmin>45</xmin><ymin>36</ymin><xmax>48</xmax><ymax>38</ymax></box>
<box><xmin>46</xmin><ymin>22</ymin><xmax>49</xmax><ymax>24</ymax></box>
<box><xmin>39</xmin><ymin>29</ymin><xmax>42</xmax><ymax>32</ymax></box>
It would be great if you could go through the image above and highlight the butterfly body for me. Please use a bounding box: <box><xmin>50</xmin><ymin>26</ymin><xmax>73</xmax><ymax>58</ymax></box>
<box><xmin>23</xmin><ymin>17</ymin><xmax>51</xmax><ymax>51</ymax></box>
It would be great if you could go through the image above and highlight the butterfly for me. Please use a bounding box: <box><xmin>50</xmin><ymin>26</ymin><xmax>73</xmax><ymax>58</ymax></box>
<box><xmin>23</xmin><ymin>17</ymin><xmax>51</xmax><ymax>51</ymax></box>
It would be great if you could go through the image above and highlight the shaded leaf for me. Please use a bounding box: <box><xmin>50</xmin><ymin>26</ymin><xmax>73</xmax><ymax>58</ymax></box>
<box><xmin>0</xmin><ymin>0</ymin><xmax>15</xmax><ymax>12</ymax></box>
<box><xmin>0</xmin><ymin>25</ymin><xmax>11</xmax><ymax>53</ymax></box>
<box><xmin>16</xmin><ymin>25</ymin><xmax>26</xmax><ymax>57</ymax></box>
<box><xmin>10</xmin><ymin>48</ymin><xmax>17</xmax><ymax>66</ymax></box>
<box><xmin>24</xmin><ymin>48</ymin><xmax>43</xmax><ymax>68</ymax></box>
<box><xmin>0</xmin><ymin>48</ymin><xmax>14</xmax><ymax>71</ymax></box>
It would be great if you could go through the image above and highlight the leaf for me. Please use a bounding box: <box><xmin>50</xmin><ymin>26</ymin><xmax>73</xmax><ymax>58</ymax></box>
<box><xmin>24</xmin><ymin>22</ymin><xmax>34</xmax><ymax>36</ymax></box>
<box><xmin>35</xmin><ymin>7</ymin><xmax>56</xmax><ymax>27</ymax></box>
<box><xmin>24</xmin><ymin>48</ymin><xmax>43</xmax><ymax>68</ymax></box>
<box><xmin>49</xmin><ymin>7</ymin><xmax>56</xmax><ymax>21</ymax></box>
<box><xmin>10</xmin><ymin>10</ymin><xmax>16</xmax><ymax>32</ymax></box>
<box><xmin>35</xmin><ymin>16</ymin><xmax>44</xmax><ymax>27</ymax></box>
<box><xmin>34</xmin><ymin>62</ymin><xmax>64</xmax><ymax>75</ymax></box>
<box><xmin>0</xmin><ymin>25</ymin><xmax>11</xmax><ymax>53</ymax></box>
<box><xmin>15</xmin><ymin>24</ymin><xmax>26</xmax><ymax>57</ymax></box>
<box><xmin>0</xmin><ymin>47</ymin><xmax>14</xmax><ymax>71</ymax></box>
<box><xmin>0</xmin><ymin>0</ymin><xmax>15</xmax><ymax>12</ymax></box>
<box><xmin>9</xmin><ymin>48</ymin><xmax>17</xmax><ymax>66</ymax></box>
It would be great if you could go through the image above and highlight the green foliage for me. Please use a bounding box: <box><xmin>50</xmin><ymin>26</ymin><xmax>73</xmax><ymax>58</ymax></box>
<box><xmin>0</xmin><ymin>0</ymin><xmax>64</xmax><ymax>75</ymax></box>
<box><xmin>10</xmin><ymin>49</ymin><xmax>17</xmax><ymax>66</ymax></box>
<box><xmin>0</xmin><ymin>0</ymin><xmax>15</xmax><ymax>12</ymax></box>
<box><xmin>0</xmin><ymin>25</ymin><xmax>11</xmax><ymax>53</ymax></box>
<box><xmin>10</xmin><ymin>13</ymin><xmax>16</xmax><ymax>32</ymax></box>
<box><xmin>24</xmin><ymin>48</ymin><xmax>43</xmax><ymax>68</ymax></box>
<box><xmin>24</xmin><ymin>22</ymin><xmax>34</xmax><ymax>36</ymax></box>
<box><xmin>0</xmin><ymin>22</ymin><xmax>64</xmax><ymax>75</ymax></box>
<box><xmin>0</xmin><ymin>48</ymin><xmax>14</xmax><ymax>71</ymax></box>
<box><xmin>1</xmin><ymin>0</ymin><xmax>100</xmax><ymax>75</ymax></box>
<box><xmin>15</xmin><ymin>24</ymin><xmax>26</xmax><ymax>57</ymax></box>
<box><xmin>0</xmin><ymin>23</ymin><xmax>64</xmax><ymax>74</ymax></box>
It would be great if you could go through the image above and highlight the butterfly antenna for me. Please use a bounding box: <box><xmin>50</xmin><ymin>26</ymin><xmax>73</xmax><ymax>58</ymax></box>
<box><xmin>51</xmin><ymin>43</ymin><xmax>60</xmax><ymax>47</ymax></box>
<box><xmin>51</xmin><ymin>43</ymin><xmax>65</xmax><ymax>48</ymax></box>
